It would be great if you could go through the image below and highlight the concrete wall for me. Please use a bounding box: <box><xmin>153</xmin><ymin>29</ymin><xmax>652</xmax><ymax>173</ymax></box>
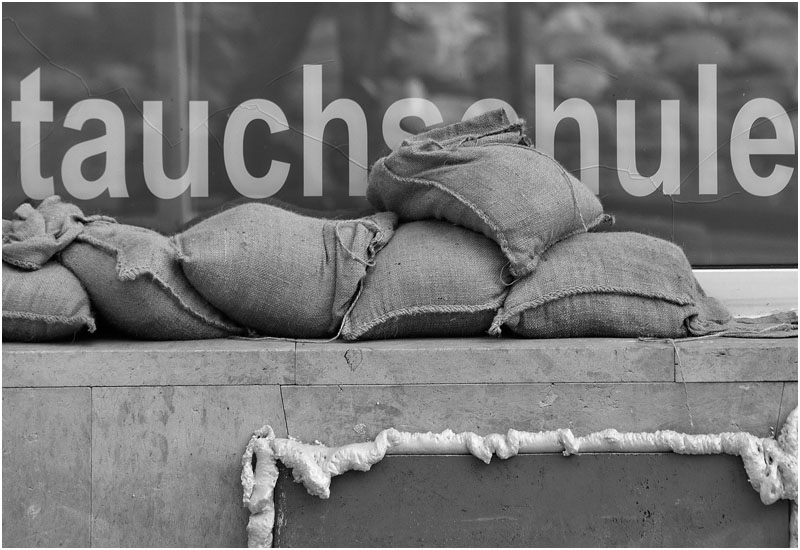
<box><xmin>3</xmin><ymin>337</ymin><xmax>797</xmax><ymax>547</ymax></box>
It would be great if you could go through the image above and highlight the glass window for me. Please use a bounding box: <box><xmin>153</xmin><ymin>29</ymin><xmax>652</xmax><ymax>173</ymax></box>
<box><xmin>3</xmin><ymin>2</ymin><xmax>797</xmax><ymax>266</ymax></box>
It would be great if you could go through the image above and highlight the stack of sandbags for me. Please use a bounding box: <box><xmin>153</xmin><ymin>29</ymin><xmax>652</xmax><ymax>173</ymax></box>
<box><xmin>3</xmin><ymin>197</ymin><xmax>99</xmax><ymax>342</ymax></box>
<box><xmin>2</xmin><ymin>196</ymin><xmax>243</xmax><ymax>341</ymax></box>
<box><xmin>354</xmin><ymin>108</ymin><xmax>731</xmax><ymax>340</ymax></box>
<box><xmin>2</xmin><ymin>196</ymin><xmax>397</xmax><ymax>341</ymax></box>
<box><xmin>368</xmin><ymin>108</ymin><xmax>611</xmax><ymax>278</ymax></box>
<box><xmin>173</xmin><ymin>203</ymin><xmax>397</xmax><ymax>338</ymax></box>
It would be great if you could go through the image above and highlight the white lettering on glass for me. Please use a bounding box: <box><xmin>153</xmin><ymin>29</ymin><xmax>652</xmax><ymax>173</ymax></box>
<box><xmin>224</xmin><ymin>99</ymin><xmax>291</xmax><ymax>198</ymax></box>
<box><xmin>62</xmin><ymin>99</ymin><xmax>128</xmax><ymax>199</ymax></box>
<box><xmin>8</xmin><ymin>65</ymin><xmax>796</xmax><ymax>201</ymax></box>
<box><xmin>303</xmin><ymin>64</ymin><xmax>368</xmax><ymax>196</ymax></box>
<box><xmin>535</xmin><ymin>64</ymin><xmax>600</xmax><ymax>194</ymax></box>
<box><xmin>11</xmin><ymin>69</ymin><xmax>54</xmax><ymax>199</ymax></box>
<box><xmin>616</xmin><ymin>100</ymin><xmax>681</xmax><ymax>196</ymax></box>
<box><xmin>698</xmin><ymin>64</ymin><xmax>718</xmax><ymax>195</ymax></box>
<box><xmin>143</xmin><ymin>101</ymin><xmax>209</xmax><ymax>199</ymax></box>
<box><xmin>382</xmin><ymin>98</ymin><xmax>443</xmax><ymax>151</ymax></box>
<box><xmin>730</xmin><ymin>98</ymin><xmax>795</xmax><ymax>197</ymax></box>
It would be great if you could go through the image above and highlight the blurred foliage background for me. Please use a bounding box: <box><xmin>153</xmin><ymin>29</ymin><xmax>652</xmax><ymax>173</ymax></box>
<box><xmin>2</xmin><ymin>2</ymin><xmax>797</xmax><ymax>265</ymax></box>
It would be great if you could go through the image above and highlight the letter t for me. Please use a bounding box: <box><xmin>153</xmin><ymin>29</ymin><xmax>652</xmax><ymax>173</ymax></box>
<box><xmin>11</xmin><ymin>68</ymin><xmax>54</xmax><ymax>199</ymax></box>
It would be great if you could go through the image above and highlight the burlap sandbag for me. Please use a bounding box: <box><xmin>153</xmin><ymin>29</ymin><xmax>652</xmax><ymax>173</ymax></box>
<box><xmin>2</xmin><ymin>195</ymin><xmax>113</xmax><ymax>270</ymax></box>
<box><xmin>341</xmin><ymin>220</ymin><xmax>510</xmax><ymax>340</ymax></box>
<box><xmin>173</xmin><ymin>203</ymin><xmax>397</xmax><ymax>338</ymax></box>
<box><xmin>489</xmin><ymin>232</ymin><xmax>732</xmax><ymax>339</ymax></box>
<box><xmin>2</xmin><ymin>261</ymin><xmax>95</xmax><ymax>342</ymax></box>
<box><xmin>368</xmin><ymin>109</ymin><xmax>610</xmax><ymax>278</ymax></box>
<box><xmin>61</xmin><ymin>221</ymin><xmax>242</xmax><ymax>340</ymax></box>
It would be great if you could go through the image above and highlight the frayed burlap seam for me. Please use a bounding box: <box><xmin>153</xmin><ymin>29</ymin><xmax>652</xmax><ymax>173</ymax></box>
<box><xmin>3</xmin><ymin>310</ymin><xmax>97</xmax><ymax>333</ymax></box>
<box><xmin>403</xmin><ymin>112</ymin><xmax>522</xmax><ymax>147</ymax></box>
<box><xmin>334</xmin><ymin>214</ymin><xmax>398</xmax><ymax>267</ymax></box>
<box><xmin>488</xmin><ymin>285</ymin><xmax>696</xmax><ymax>336</ymax></box>
<box><xmin>666</xmin><ymin>319</ymin><xmax>797</xmax><ymax>341</ymax></box>
<box><xmin>481</xmin><ymin>142</ymin><xmax>593</xmax><ymax>235</ymax></box>
<box><xmin>332</xmin><ymin>219</ymin><xmax>383</xmax><ymax>268</ymax></box>
<box><xmin>378</xmin><ymin>147</ymin><xmax>604</xmax><ymax>277</ymax></box>
<box><xmin>504</xmin><ymin>212</ymin><xmax>614</xmax><ymax>282</ymax></box>
<box><xmin>76</xmin><ymin>226</ymin><xmax>169</xmax><ymax>279</ymax></box>
<box><xmin>77</xmin><ymin>233</ymin><xmax>173</xmax><ymax>283</ymax></box>
<box><xmin>170</xmin><ymin>236</ymin><xmax>187</xmax><ymax>263</ymax></box>
<box><xmin>342</xmin><ymin>295</ymin><xmax>508</xmax><ymax>340</ymax></box>
<box><xmin>419</xmin><ymin>121</ymin><xmax>526</xmax><ymax>150</ymax></box>
<box><xmin>231</xmin><ymin>220</ymin><xmax>396</xmax><ymax>344</ymax></box>
<box><xmin>530</xmin><ymin>211</ymin><xmax>612</xmax><ymax>255</ymax></box>
<box><xmin>366</xmin><ymin>226</ymin><xmax>390</xmax><ymax>258</ymax></box>
<box><xmin>375</xmin><ymin>157</ymin><xmax>524</xmax><ymax>269</ymax></box>
<box><xmin>2</xmin><ymin>255</ymin><xmax>42</xmax><ymax>270</ymax></box>
<box><xmin>361</xmin><ymin>213</ymin><xmax>399</xmax><ymax>259</ymax></box>
<box><xmin>71</xmin><ymin>235</ymin><xmax>244</xmax><ymax>335</ymax></box>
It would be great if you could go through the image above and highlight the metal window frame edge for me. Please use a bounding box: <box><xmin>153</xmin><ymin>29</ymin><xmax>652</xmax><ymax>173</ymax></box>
<box><xmin>693</xmin><ymin>268</ymin><xmax>798</xmax><ymax>317</ymax></box>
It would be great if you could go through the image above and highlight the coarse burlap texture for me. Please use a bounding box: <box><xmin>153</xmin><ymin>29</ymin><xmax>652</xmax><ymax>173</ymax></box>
<box><xmin>173</xmin><ymin>202</ymin><xmax>397</xmax><ymax>338</ymax></box>
<box><xmin>341</xmin><ymin>220</ymin><xmax>510</xmax><ymax>340</ymax></box>
<box><xmin>638</xmin><ymin>311</ymin><xmax>797</xmax><ymax>340</ymax></box>
<box><xmin>2</xmin><ymin>261</ymin><xmax>95</xmax><ymax>342</ymax></box>
<box><xmin>367</xmin><ymin>109</ymin><xmax>610</xmax><ymax>278</ymax></box>
<box><xmin>489</xmin><ymin>232</ymin><xmax>732</xmax><ymax>339</ymax></box>
<box><xmin>61</xmin><ymin>221</ymin><xmax>242</xmax><ymax>340</ymax></box>
<box><xmin>716</xmin><ymin>311</ymin><xmax>798</xmax><ymax>338</ymax></box>
<box><xmin>2</xmin><ymin>195</ymin><xmax>113</xmax><ymax>270</ymax></box>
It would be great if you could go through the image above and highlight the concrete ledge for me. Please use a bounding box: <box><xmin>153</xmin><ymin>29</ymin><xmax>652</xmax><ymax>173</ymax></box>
<box><xmin>3</xmin><ymin>337</ymin><xmax>796</xmax><ymax>387</ymax></box>
<box><xmin>675</xmin><ymin>338</ymin><xmax>798</xmax><ymax>382</ymax></box>
<box><xmin>296</xmin><ymin>338</ymin><xmax>676</xmax><ymax>384</ymax></box>
<box><xmin>2</xmin><ymin>339</ymin><xmax>295</xmax><ymax>387</ymax></box>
